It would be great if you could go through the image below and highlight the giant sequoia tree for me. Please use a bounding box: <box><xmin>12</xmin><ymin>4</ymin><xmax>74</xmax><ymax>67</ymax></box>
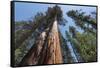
<box><xmin>18</xmin><ymin>5</ymin><xmax>67</xmax><ymax>66</ymax></box>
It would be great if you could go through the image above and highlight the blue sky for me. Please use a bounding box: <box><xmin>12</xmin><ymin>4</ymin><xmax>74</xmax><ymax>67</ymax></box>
<box><xmin>15</xmin><ymin>2</ymin><xmax>96</xmax><ymax>21</ymax></box>
<box><xmin>15</xmin><ymin>2</ymin><xmax>96</xmax><ymax>38</ymax></box>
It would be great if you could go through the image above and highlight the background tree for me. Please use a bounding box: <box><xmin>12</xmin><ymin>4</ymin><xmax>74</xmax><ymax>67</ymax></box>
<box><xmin>69</xmin><ymin>26</ymin><xmax>77</xmax><ymax>38</ymax></box>
<box><xmin>66</xmin><ymin>10</ymin><xmax>97</xmax><ymax>62</ymax></box>
<box><xmin>67</xmin><ymin>10</ymin><xmax>97</xmax><ymax>33</ymax></box>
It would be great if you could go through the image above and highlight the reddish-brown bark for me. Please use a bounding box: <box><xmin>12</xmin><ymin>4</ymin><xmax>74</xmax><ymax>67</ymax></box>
<box><xmin>43</xmin><ymin>20</ymin><xmax>63</xmax><ymax>64</ymax></box>
<box><xmin>19</xmin><ymin>19</ymin><xmax>63</xmax><ymax>66</ymax></box>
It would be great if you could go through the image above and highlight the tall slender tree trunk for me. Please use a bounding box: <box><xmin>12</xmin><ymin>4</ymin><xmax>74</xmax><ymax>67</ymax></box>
<box><xmin>18</xmin><ymin>32</ymin><xmax>46</xmax><ymax>66</ymax></box>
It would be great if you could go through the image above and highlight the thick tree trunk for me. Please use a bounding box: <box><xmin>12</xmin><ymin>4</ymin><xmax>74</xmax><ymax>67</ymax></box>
<box><xmin>19</xmin><ymin>19</ymin><xmax>63</xmax><ymax>66</ymax></box>
<box><xmin>43</xmin><ymin>19</ymin><xmax>63</xmax><ymax>64</ymax></box>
